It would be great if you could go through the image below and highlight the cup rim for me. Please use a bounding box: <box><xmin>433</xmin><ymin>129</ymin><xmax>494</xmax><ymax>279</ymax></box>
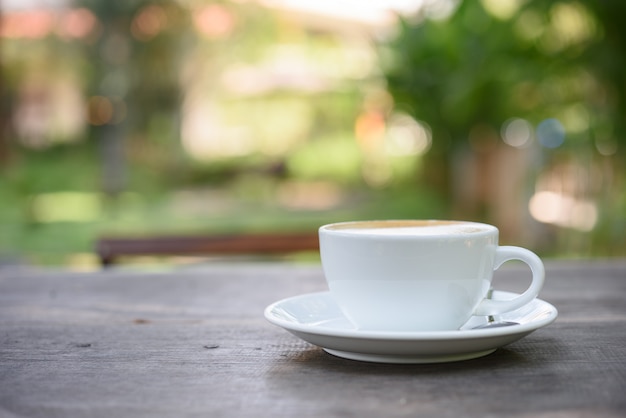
<box><xmin>319</xmin><ymin>219</ymin><xmax>498</xmax><ymax>238</ymax></box>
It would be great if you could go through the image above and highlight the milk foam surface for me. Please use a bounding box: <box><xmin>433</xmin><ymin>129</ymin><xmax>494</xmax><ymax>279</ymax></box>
<box><xmin>331</xmin><ymin>222</ymin><xmax>492</xmax><ymax>236</ymax></box>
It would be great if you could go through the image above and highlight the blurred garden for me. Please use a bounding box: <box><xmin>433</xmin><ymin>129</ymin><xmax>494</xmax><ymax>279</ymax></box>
<box><xmin>1</xmin><ymin>0</ymin><xmax>624</xmax><ymax>268</ymax></box>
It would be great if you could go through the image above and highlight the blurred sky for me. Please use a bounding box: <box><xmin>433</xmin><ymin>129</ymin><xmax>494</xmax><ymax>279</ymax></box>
<box><xmin>3</xmin><ymin>0</ymin><xmax>422</xmax><ymax>12</ymax></box>
<box><xmin>3</xmin><ymin>0</ymin><xmax>69</xmax><ymax>10</ymax></box>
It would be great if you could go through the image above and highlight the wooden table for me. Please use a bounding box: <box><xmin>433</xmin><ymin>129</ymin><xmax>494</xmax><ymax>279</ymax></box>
<box><xmin>1</xmin><ymin>260</ymin><xmax>625</xmax><ymax>417</ymax></box>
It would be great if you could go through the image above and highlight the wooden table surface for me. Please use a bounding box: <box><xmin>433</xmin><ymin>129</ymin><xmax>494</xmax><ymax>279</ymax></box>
<box><xmin>1</xmin><ymin>260</ymin><xmax>625</xmax><ymax>417</ymax></box>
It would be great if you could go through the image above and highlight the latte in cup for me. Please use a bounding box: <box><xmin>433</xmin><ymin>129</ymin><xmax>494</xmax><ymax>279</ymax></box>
<box><xmin>319</xmin><ymin>220</ymin><xmax>545</xmax><ymax>332</ymax></box>
<box><xmin>325</xmin><ymin>220</ymin><xmax>494</xmax><ymax>235</ymax></box>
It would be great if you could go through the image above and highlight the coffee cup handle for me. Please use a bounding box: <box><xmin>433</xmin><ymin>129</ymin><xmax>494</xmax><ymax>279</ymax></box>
<box><xmin>474</xmin><ymin>246</ymin><xmax>545</xmax><ymax>316</ymax></box>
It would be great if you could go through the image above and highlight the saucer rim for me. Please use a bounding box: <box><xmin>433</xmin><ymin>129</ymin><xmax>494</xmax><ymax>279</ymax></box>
<box><xmin>264</xmin><ymin>290</ymin><xmax>558</xmax><ymax>340</ymax></box>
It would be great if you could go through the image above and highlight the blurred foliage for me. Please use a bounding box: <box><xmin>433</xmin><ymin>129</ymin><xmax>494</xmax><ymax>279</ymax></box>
<box><xmin>386</xmin><ymin>0</ymin><xmax>626</xmax><ymax>152</ymax></box>
<box><xmin>382</xmin><ymin>0</ymin><xmax>626</xmax><ymax>256</ymax></box>
<box><xmin>1</xmin><ymin>0</ymin><xmax>625</xmax><ymax>266</ymax></box>
<box><xmin>384</xmin><ymin>0</ymin><xmax>626</xmax><ymax>157</ymax></box>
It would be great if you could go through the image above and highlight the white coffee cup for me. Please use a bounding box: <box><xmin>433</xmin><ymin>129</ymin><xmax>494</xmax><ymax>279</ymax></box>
<box><xmin>318</xmin><ymin>220</ymin><xmax>545</xmax><ymax>332</ymax></box>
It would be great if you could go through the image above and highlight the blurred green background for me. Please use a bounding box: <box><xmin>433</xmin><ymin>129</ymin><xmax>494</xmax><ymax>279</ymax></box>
<box><xmin>1</xmin><ymin>0</ymin><xmax>624</xmax><ymax>268</ymax></box>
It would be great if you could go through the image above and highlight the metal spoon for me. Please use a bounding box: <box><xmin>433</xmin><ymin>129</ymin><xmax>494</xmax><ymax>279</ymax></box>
<box><xmin>472</xmin><ymin>288</ymin><xmax>519</xmax><ymax>329</ymax></box>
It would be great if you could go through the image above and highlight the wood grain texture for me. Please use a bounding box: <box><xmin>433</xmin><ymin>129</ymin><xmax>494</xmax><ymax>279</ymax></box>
<box><xmin>0</xmin><ymin>261</ymin><xmax>625</xmax><ymax>418</ymax></box>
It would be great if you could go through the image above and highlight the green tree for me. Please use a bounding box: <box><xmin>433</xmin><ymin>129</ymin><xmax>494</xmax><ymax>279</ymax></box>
<box><xmin>76</xmin><ymin>0</ymin><xmax>190</xmax><ymax>196</ymax></box>
<box><xmin>383</xmin><ymin>0</ymin><xmax>626</xmax><ymax>199</ymax></box>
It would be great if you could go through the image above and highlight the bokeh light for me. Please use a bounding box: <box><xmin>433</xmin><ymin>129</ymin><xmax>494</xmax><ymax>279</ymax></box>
<box><xmin>193</xmin><ymin>4</ymin><xmax>236</xmax><ymax>39</ymax></box>
<box><xmin>131</xmin><ymin>4</ymin><xmax>168</xmax><ymax>41</ymax></box>
<box><xmin>57</xmin><ymin>8</ymin><xmax>99</xmax><ymax>40</ymax></box>
<box><xmin>385</xmin><ymin>113</ymin><xmax>432</xmax><ymax>156</ymax></box>
<box><xmin>537</xmin><ymin>118</ymin><xmax>566</xmax><ymax>149</ymax></box>
<box><xmin>529</xmin><ymin>190</ymin><xmax>598</xmax><ymax>232</ymax></box>
<box><xmin>87</xmin><ymin>96</ymin><xmax>126</xmax><ymax>126</ymax></box>
<box><xmin>501</xmin><ymin>118</ymin><xmax>532</xmax><ymax>148</ymax></box>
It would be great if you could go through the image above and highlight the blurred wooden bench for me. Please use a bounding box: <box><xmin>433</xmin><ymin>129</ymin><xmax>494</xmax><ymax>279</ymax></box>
<box><xmin>96</xmin><ymin>232</ymin><xmax>320</xmax><ymax>267</ymax></box>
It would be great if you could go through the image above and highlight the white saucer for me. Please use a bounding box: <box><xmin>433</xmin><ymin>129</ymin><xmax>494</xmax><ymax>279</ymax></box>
<box><xmin>264</xmin><ymin>291</ymin><xmax>557</xmax><ymax>364</ymax></box>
